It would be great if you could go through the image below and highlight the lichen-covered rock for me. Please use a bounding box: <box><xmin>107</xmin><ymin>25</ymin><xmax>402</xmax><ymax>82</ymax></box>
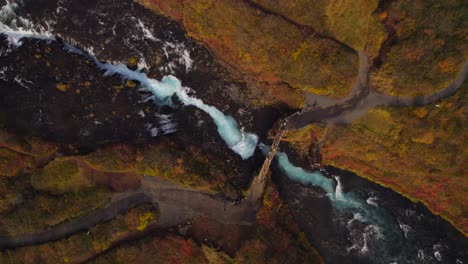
<box><xmin>282</xmin><ymin>123</ymin><xmax>327</xmax><ymax>156</ymax></box>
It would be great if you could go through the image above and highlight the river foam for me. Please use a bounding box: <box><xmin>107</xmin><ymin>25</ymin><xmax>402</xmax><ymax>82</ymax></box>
<box><xmin>96</xmin><ymin>62</ymin><xmax>258</xmax><ymax>159</ymax></box>
<box><xmin>0</xmin><ymin>0</ymin><xmax>54</xmax><ymax>46</ymax></box>
<box><xmin>271</xmin><ymin>149</ymin><xmax>405</xmax><ymax>260</ymax></box>
<box><xmin>0</xmin><ymin>0</ymin><xmax>258</xmax><ymax>160</ymax></box>
<box><xmin>272</xmin><ymin>149</ymin><xmax>467</xmax><ymax>263</ymax></box>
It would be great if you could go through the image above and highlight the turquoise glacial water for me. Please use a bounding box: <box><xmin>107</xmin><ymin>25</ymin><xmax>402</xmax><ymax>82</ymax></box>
<box><xmin>0</xmin><ymin>2</ymin><xmax>258</xmax><ymax>159</ymax></box>
<box><xmin>275</xmin><ymin>151</ymin><xmax>335</xmax><ymax>194</ymax></box>
<box><xmin>97</xmin><ymin>62</ymin><xmax>258</xmax><ymax>159</ymax></box>
<box><xmin>271</xmin><ymin>148</ymin><xmax>411</xmax><ymax>261</ymax></box>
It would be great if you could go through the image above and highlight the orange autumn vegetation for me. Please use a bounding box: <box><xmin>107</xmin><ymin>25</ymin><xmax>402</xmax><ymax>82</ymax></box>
<box><xmin>371</xmin><ymin>0</ymin><xmax>467</xmax><ymax>96</ymax></box>
<box><xmin>0</xmin><ymin>186</ymin><xmax>324</xmax><ymax>264</ymax></box>
<box><xmin>282</xmin><ymin>123</ymin><xmax>327</xmax><ymax>156</ymax></box>
<box><xmin>135</xmin><ymin>0</ymin><xmax>359</xmax><ymax>107</ymax></box>
<box><xmin>0</xmin><ymin>204</ymin><xmax>162</xmax><ymax>264</ymax></box>
<box><xmin>0</xmin><ymin>130</ymin><xmax>58</xmax><ymax>213</ymax></box>
<box><xmin>252</xmin><ymin>0</ymin><xmax>386</xmax><ymax>58</ymax></box>
<box><xmin>88</xmin><ymin>234</ymin><xmax>207</xmax><ymax>264</ymax></box>
<box><xmin>1</xmin><ymin>186</ymin><xmax>111</xmax><ymax>235</ymax></box>
<box><xmin>30</xmin><ymin>140</ymin><xmax>242</xmax><ymax>195</ymax></box>
<box><xmin>322</xmin><ymin>84</ymin><xmax>467</xmax><ymax>235</ymax></box>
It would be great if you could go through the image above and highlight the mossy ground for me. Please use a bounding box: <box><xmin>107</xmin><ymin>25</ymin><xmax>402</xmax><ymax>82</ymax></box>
<box><xmin>322</xmin><ymin>84</ymin><xmax>467</xmax><ymax>234</ymax></box>
<box><xmin>371</xmin><ymin>0</ymin><xmax>467</xmax><ymax>96</ymax></box>
<box><xmin>1</xmin><ymin>186</ymin><xmax>111</xmax><ymax>235</ymax></box>
<box><xmin>31</xmin><ymin>158</ymin><xmax>93</xmax><ymax>194</ymax></box>
<box><xmin>0</xmin><ymin>204</ymin><xmax>159</xmax><ymax>263</ymax></box>
<box><xmin>0</xmin><ymin>183</ymin><xmax>322</xmax><ymax>264</ymax></box>
<box><xmin>22</xmin><ymin>138</ymin><xmax>244</xmax><ymax>196</ymax></box>
<box><xmin>253</xmin><ymin>0</ymin><xmax>386</xmax><ymax>58</ymax></box>
<box><xmin>136</xmin><ymin>0</ymin><xmax>359</xmax><ymax>107</ymax></box>
<box><xmin>282</xmin><ymin>123</ymin><xmax>327</xmax><ymax>156</ymax></box>
<box><xmin>0</xmin><ymin>130</ymin><xmax>57</xmax><ymax>177</ymax></box>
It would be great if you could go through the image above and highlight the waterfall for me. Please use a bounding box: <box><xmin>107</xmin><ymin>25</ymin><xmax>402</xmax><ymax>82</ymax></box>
<box><xmin>334</xmin><ymin>176</ymin><xmax>344</xmax><ymax>201</ymax></box>
<box><xmin>272</xmin><ymin>149</ymin><xmax>407</xmax><ymax>260</ymax></box>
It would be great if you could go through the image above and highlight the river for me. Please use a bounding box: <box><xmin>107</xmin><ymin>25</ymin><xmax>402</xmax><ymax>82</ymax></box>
<box><xmin>269</xmin><ymin>145</ymin><xmax>467</xmax><ymax>263</ymax></box>
<box><xmin>0</xmin><ymin>0</ymin><xmax>466</xmax><ymax>263</ymax></box>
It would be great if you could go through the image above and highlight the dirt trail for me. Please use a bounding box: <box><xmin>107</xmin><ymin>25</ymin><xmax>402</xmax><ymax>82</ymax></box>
<box><xmin>285</xmin><ymin>51</ymin><xmax>370</xmax><ymax>129</ymax></box>
<box><xmin>376</xmin><ymin>62</ymin><xmax>468</xmax><ymax>107</ymax></box>
<box><xmin>1</xmin><ymin>53</ymin><xmax>464</xmax><ymax>249</ymax></box>
<box><xmin>0</xmin><ymin>176</ymin><xmax>259</xmax><ymax>249</ymax></box>
<box><xmin>287</xmin><ymin>53</ymin><xmax>467</xmax><ymax>128</ymax></box>
<box><xmin>1</xmin><ymin>147</ymin><xmax>289</xmax><ymax>250</ymax></box>
<box><xmin>0</xmin><ymin>192</ymin><xmax>151</xmax><ymax>249</ymax></box>
<box><xmin>141</xmin><ymin>177</ymin><xmax>257</xmax><ymax>226</ymax></box>
<box><xmin>331</xmin><ymin>62</ymin><xmax>468</xmax><ymax>124</ymax></box>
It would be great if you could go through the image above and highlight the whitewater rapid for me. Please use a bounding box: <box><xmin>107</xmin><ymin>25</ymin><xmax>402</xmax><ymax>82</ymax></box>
<box><xmin>268</xmin><ymin>146</ymin><xmax>465</xmax><ymax>263</ymax></box>
<box><xmin>96</xmin><ymin>62</ymin><xmax>258</xmax><ymax>159</ymax></box>
<box><xmin>272</xmin><ymin>149</ymin><xmax>397</xmax><ymax>247</ymax></box>
<box><xmin>0</xmin><ymin>0</ymin><xmax>258</xmax><ymax>159</ymax></box>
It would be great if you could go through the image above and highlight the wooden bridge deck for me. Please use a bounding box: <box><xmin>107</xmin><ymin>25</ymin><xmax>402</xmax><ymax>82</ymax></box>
<box><xmin>258</xmin><ymin>124</ymin><xmax>286</xmax><ymax>182</ymax></box>
<box><xmin>247</xmin><ymin>122</ymin><xmax>286</xmax><ymax>203</ymax></box>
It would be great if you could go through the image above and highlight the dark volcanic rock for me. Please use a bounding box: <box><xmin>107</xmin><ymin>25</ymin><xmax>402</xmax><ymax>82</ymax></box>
<box><xmin>272</xmin><ymin>146</ymin><xmax>468</xmax><ymax>264</ymax></box>
<box><xmin>0</xmin><ymin>37</ymin><xmax>159</xmax><ymax>145</ymax></box>
<box><xmin>0</xmin><ymin>0</ymin><xmax>281</xmax><ymax>192</ymax></box>
<box><xmin>21</xmin><ymin>0</ymin><xmax>264</xmax><ymax>113</ymax></box>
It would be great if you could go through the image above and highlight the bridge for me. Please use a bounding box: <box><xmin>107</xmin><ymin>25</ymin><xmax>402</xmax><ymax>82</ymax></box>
<box><xmin>247</xmin><ymin>121</ymin><xmax>286</xmax><ymax>202</ymax></box>
<box><xmin>259</xmin><ymin>123</ymin><xmax>286</xmax><ymax>182</ymax></box>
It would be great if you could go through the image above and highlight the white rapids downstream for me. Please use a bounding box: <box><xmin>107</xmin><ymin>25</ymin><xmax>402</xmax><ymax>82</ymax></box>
<box><xmin>0</xmin><ymin>1</ymin><xmax>466</xmax><ymax>263</ymax></box>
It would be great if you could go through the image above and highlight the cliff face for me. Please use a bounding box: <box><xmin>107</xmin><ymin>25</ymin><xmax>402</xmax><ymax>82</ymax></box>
<box><xmin>138</xmin><ymin>0</ymin><xmax>467</xmax><ymax>98</ymax></box>
<box><xmin>322</xmin><ymin>84</ymin><xmax>467</xmax><ymax>234</ymax></box>
<box><xmin>137</xmin><ymin>0</ymin><xmax>360</xmax><ymax>107</ymax></box>
<box><xmin>135</xmin><ymin>0</ymin><xmax>467</xmax><ymax>234</ymax></box>
<box><xmin>0</xmin><ymin>0</ymin><xmax>466</xmax><ymax>261</ymax></box>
